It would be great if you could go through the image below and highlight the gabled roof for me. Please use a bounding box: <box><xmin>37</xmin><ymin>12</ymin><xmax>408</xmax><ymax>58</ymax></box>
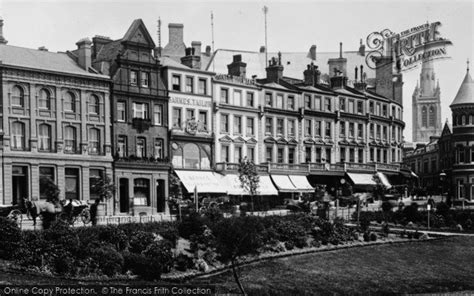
<box><xmin>441</xmin><ymin>121</ymin><xmax>452</xmax><ymax>137</ymax></box>
<box><xmin>122</xmin><ymin>19</ymin><xmax>156</xmax><ymax>49</ymax></box>
<box><xmin>450</xmin><ymin>70</ymin><xmax>473</xmax><ymax>107</ymax></box>
<box><xmin>0</xmin><ymin>44</ymin><xmax>108</xmax><ymax>79</ymax></box>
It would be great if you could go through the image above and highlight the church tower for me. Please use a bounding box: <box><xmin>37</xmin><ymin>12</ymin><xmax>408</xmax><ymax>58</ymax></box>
<box><xmin>412</xmin><ymin>59</ymin><xmax>442</xmax><ymax>142</ymax></box>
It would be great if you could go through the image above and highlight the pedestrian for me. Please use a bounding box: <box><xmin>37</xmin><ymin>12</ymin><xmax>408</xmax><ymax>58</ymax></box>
<box><xmin>90</xmin><ymin>199</ymin><xmax>100</xmax><ymax>226</ymax></box>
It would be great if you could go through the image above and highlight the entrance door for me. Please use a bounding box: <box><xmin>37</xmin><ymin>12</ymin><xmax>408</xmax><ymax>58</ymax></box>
<box><xmin>12</xmin><ymin>166</ymin><xmax>28</xmax><ymax>205</ymax></box>
<box><xmin>119</xmin><ymin>178</ymin><xmax>129</xmax><ymax>213</ymax></box>
<box><xmin>156</xmin><ymin>180</ymin><xmax>165</xmax><ymax>212</ymax></box>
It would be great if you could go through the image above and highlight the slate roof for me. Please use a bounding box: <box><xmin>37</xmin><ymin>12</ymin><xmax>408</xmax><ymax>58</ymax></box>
<box><xmin>0</xmin><ymin>44</ymin><xmax>108</xmax><ymax>79</ymax></box>
<box><xmin>450</xmin><ymin>70</ymin><xmax>474</xmax><ymax>107</ymax></box>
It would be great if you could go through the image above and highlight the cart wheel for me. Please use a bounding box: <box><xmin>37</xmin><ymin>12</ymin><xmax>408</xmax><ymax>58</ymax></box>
<box><xmin>81</xmin><ymin>209</ymin><xmax>91</xmax><ymax>225</ymax></box>
<box><xmin>8</xmin><ymin>210</ymin><xmax>22</xmax><ymax>226</ymax></box>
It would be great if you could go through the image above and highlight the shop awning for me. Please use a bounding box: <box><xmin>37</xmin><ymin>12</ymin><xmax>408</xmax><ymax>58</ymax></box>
<box><xmin>289</xmin><ymin>175</ymin><xmax>314</xmax><ymax>192</ymax></box>
<box><xmin>175</xmin><ymin>170</ymin><xmax>227</xmax><ymax>194</ymax></box>
<box><xmin>347</xmin><ymin>172</ymin><xmax>377</xmax><ymax>186</ymax></box>
<box><xmin>377</xmin><ymin>172</ymin><xmax>392</xmax><ymax>189</ymax></box>
<box><xmin>219</xmin><ymin>174</ymin><xmax>248</xmax><ymax>195</ymax></box>
<box><xmin>258</xmin><ymin>175</ymin><xmax>279</xmax><ymax>195</ymax></box>
<box><xmin>271</xmin><ymin>175</ymin><xmax>297</xmax><ymax>192</ymax></box>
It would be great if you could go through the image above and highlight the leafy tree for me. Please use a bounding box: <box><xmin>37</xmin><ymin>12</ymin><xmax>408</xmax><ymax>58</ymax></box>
<box><xmin>238</xmin><ymin>157</ymin><xmax>260</xmax><ymax>212</ymax></box>
<box><xmin>90</xmin><ymin>175</ymin><xmax>115</xmax><ymax>202</ymax></box>
<box><xmin>40</xmin><ymin>177</ymin><xmax>60</xmax><ymax>203</ymax></box>
<box><xmin>211</xmin><ymin>216</ymin><xmax>264</xmax><ymax>295</ymax></box>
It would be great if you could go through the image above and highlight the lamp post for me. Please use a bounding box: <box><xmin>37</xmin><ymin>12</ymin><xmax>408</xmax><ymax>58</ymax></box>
<box><xmin>440</xmin><ymin>171</ymin><xmax>447</xmax><ymax>203</ymax></box>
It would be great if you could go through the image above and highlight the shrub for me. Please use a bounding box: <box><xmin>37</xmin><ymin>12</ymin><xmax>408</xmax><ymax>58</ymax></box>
<box><xmin>413</xmin><ymin>231</ymin><xmax>421</xmax><ymax>239</ymax></box>
<box><xmin>359</xmin><ymin>216</ymin><xmax>371</xmax><ymax>233</ymax></box>
<box><xmin>50</xmin><ymin>251</ymin><xmax>77</xmax><ymax>275</ymax></box>
<box><xmin>178</xmin><ymin>212</ymin><xmax>206</xmax><ymax>239</ymax></box>
<box><xmin>274</xmin><ymin>219</ymin><xmax>307</xmax><ymax>248</ymax></box>
<box><xmin>465</xmin><ymin>218</ymin><xmax>473</xmax><ymax>230</ymax></box>
<box><xmin>123</xmin><ymin>252</ymin><xmax>162</xmax><ymax>280</ymax></box>
<box><xmin>436</xmin><ymin>202</ymin><xmax>450</xmax><ymax>217</ymax></box>
<box><xmin>96</xmin><ymin>226</ymin><xmax>129</xmax><ymax>251</ymax></box>
<box><xmin>370</xmin><ymin>232</ymin><xmax>377</xmax><ymax>241</ymax></box>
<box><xmin>363</xmin><ymin>232</ymin><xmax>370</xmax><ymax>242</ymax></box>
<box><xmin>0</xmin><ymin>217</ymin><xmax>22</xmax><ymax>259</ymax></box>
<box><xmin>129</xmin><ymin>231</ymin><xmax>155</xmax><ymax>254</ymax></box>
<box><xmin>403</xmin><ymin>203</ymin><xmax>420</xmax><ymax>222</ymax></box>
<box><xmin>382</xmin><ymin>223</ymin><xmax>390</xmax><ymax>236</ymax></box>
<box><xmin>89</xmin><ymin>244</ymin><xmax>124</xmax><ymax>276</ymax></box>
<box><xmin>310</xmin><ymin>239</ymin><xmax>321</xmax><ymax>248</ymax></box>
<box><xmin>284</xmin><ymin>240</ymin><xmax>295</xmax><ymax>250</ymax></box>
<box><xmin>175</xmin><ymin>253</ymin><xmax>194</xmax><ymax>272</ymax></box>
<box><xmin>143</xmin><ymin>240</ymin><xmax>174</xmax><ymax>274</ymax></box>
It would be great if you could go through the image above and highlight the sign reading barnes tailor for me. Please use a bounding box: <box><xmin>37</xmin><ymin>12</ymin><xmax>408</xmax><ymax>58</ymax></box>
<box><xmin>365</xmin><ymin>21</ymin><xmax>453</xmax><ymax>72</ymax></box>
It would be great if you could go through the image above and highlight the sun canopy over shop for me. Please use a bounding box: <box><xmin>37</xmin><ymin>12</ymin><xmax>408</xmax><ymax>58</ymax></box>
<box><xmin>218</xmin><ymin>174</ymin><xmax>279</xmax><ymax>196</ymax></box>
<box><xmin>376</xmin><ymin>172</ymin><xmax>392</xmax><ymax>189</ymax></box>
<box><xmin>175</xmin><ymin>170</ymin><xmax>227</xmax><ymax>194</ymax></box>
<box><xmin>346</xmin><ymin>173</ymin><xmax>377</xmax><ymax>186</ymax></box>
<box><xmin>271</xmin><ymin>175</ymin><xmax>314</xmax><ymax>193</ymax></box>
<box><xmin>288</xmin><ymin>175</ymin><xmax>315</xmax><ymax>193</ymax></box>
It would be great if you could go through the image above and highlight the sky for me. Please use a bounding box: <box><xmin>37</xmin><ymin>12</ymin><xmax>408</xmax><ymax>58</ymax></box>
<box><xmin>1</xmin><ymin>0</ymin><xmax>473</xmax><ymax>142</ymax></box>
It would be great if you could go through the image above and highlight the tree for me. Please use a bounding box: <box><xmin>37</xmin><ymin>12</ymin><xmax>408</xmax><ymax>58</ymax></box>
<box><xmin>211</xmin><ymin>216</ymin><xmax>263</xmax><ymax>295</ymax></box>
<box><xmin>238</xmin><ymin>157</ymin><xmax>260</xmax><ymax>212</ymax></box>
<box><xmin>90</xmin><ymin>175</ymin><xmax>115</xmax><ymax>202</ymax></box>
<box><xmin>40</xmin><ymin>177</ymin><xmax>60</xmax><ymax>203</ymax></box>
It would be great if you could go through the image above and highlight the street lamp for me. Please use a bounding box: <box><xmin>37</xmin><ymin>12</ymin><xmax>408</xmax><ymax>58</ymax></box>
<box><xmin>439</xmin><ymin>171</ymin><xmax>447</xmax><ymax>203</ymax></box>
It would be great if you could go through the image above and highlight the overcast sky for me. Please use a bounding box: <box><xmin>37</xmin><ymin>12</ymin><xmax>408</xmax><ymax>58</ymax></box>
<box><xmin>1</xmin><ymin>0</ymin><xmax>473</xmax><ymax>142</ymax></box>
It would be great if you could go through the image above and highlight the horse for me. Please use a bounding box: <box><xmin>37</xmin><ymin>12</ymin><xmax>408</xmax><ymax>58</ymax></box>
<box><xmin>23</xmin><ymin>197</ymin><xmax>63</xmax><ymax>227</ymax></box>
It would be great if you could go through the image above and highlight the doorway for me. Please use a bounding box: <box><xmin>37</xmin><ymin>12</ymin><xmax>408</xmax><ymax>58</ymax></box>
<box><xmin>12</xmin><ymin>166</ymin><xmax>28</xmax><ymax>206</ymax></box>
<box><xmin>119</xmin><ymin>178</ymin><xmax>129</xmax><ymax>213</ymax></box>
<box><xmin>156</xmin><ymin>179</ymin><xmax>166</xmax><ymax>212</ymax></box>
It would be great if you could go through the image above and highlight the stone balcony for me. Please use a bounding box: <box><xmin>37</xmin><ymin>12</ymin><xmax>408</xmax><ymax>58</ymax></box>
<box><xmin>215</xmin><ymin>162</ymin><xmax>400</xmax><ymax>174</ymax></box>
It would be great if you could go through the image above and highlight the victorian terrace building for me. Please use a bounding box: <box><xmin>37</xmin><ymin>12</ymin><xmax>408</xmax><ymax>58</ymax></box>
<box><xmin>91</xmin><ymin>19</ymin><xmax>170</xmax><ymax>215</ymax></box>
<box><xmin>0</xmin><ymin>22</ymin><xmax>113</xmax><ymax>208</ymax></box>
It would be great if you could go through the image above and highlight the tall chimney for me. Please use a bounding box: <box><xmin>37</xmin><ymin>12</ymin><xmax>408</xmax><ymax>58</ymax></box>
<box><xmin>162</xmin><ymin>23</ymin><xmax>186</xmax><ymax>57</ymax></box>
<box><xmin>265</xmin><ymin>52</ymin><xmax>284</xmax><ymax>83</ymax></box>
<box><xmin>259</xmin><ymin>46</ymin><xmax>266</xmax><ymax>53</ymax></box>
<box><xmin>358</xmin><ymin>38</ymin><xmax>366</xmax><ymax>56</ymax></box>
<box><xmin>354</xmin><ymin>65</ymin><xmax>367</xmax><ymax>91</ymax></box>
<box><xmin>303</xmin><ymin>63</ymin><xmax>320</xmax><ymax>86</ymax></box>
<box><xmin>191</xmin><ymin>41</ymin><xmax>201</xmax><ymax>57</ymax></box>
<box><xmin>92</xmin><ymin>35</ymin><xmax>112</xmax><ymax>59</ymax></box>
<box><xmin>181</xmin><ymin>47</ymin><xmax>201</xmax><ymax>69</ymax></box>
<box><xmin>76</xmin><ymin>38</ymin><xmax>92</xmax><ymax>70</ymax></box>
<box><xmin>227</xmin><ymin>54</ymin><xmax>247</xmax><ymax>77</ymax></box>
<box><xmin>355</xmin><ymin>67</ymin><xmax>358</xmax><ymax>81</ymax></box>
<box><xmin>328</xmin><ymin>42</ymin><xmax>347</xmax><ymax>77</ymax></box>
<box><xmin>309</xmin><ymin>45</ymin><xmax>317</xmax><ymax>60</ymax></box>
<box><xmin>0</xmin><ymin>18</ymin><xmax>7</xmax><ymax>45</ymax></box>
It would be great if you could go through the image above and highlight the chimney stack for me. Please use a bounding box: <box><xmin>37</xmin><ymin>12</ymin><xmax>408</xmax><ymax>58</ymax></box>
<box><xmin>328</xmin><ymin>42</ymin><xmax>347</xmax><ymax>77</ymax></box>
<box><xmin>260</xmin><ymin>46</ymin><xmax>266</xmax><ymax>53</ymax></box>
<box><xmin>358</xmin><ymin>38</ymin><xmax>366</xmax><ymax>56</ymax></box>
<box><xmin>303</xmin><ymin>62</ymin><xmax>321</xmax><ymax>86</ymax></box>
<box><xmin>309</xmin><ymin>45</ymin><xmax>317</xmax><ymax>60</ymax></box>
<box><xmin>181</xmin><ymin>47</ymin><xmax>201</xmax><ymax>69</ymax></box>
<box><xmin>227</xmin><ymin>54</ymin><xmax>247</xmax><ymax>77</ymax></box>
<box><xmin>191</xmin><ymin>41</ymin><xmax>201</xmax><ymax>57</ymax></box>
<box><xmin>354</xmin><ymin>65</ymin><xmax>367</xmax><ymax>91</ymax></box>
<box><xmin>162</xmin><ymin>23</ymin><xmax>186</xmax><ymax>58</ymax></box>
<box><xmin>205</xmin><ymin>45</ymin><xmax>211</xmax><ymax>56</ymax></box>
<box><xmin>38</xmin><ymin>46</ymin><xmax>48</xmax><ymax>51</ymax></box>
<box><xmin>92</xmin><ymin>35</ymin><xmax>112</xmax><ymax>59</ymax></box>
<box><xmin>76</xmin><ymin>38</ymin><xmax>92</xmax><ymax>71</ymax></box>
<box><xmin>0</xmin><ymin>18</ymin><xmax>7</xmax><ymax>45</ymax></box>
<box><xmin>265</xmin><ymin>52</ymin><xmax>284</xmax><ymax>83</ymax></box>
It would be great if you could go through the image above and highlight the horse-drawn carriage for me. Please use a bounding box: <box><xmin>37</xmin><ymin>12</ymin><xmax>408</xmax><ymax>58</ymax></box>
<box><xmin>25</xmin><ymin>198</ymin><xmax>91</xmax><ymax>227</ymax></box>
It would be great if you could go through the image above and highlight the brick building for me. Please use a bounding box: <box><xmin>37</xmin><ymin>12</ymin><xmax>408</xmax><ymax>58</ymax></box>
<box><xmin>90</xmin><ymin>19</ymin><xmax>170</xmax><ymax>215</ymax></box>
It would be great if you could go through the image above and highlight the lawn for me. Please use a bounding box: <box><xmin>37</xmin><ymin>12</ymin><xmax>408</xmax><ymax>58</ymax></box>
<box><xmin>192</xmin><ymin>236</ymin><xmax>474</xmax><ymax>295</ymax></box>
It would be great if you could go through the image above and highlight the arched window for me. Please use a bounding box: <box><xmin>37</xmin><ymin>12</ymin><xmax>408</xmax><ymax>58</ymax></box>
<box><xmin>421</xmin><ymin>106</ymin><xmax>427</xmax><ymax>127</ymax></box>
<box><xmin>64</xmin><ymin>126</ymin><xmax>76</xmax><ymax>153</ymax></box>
<box><xmin>183</xmin><ymin>143</ymin><xmax>200</xmax><ymax>169</ymax></box>
<box><xmin>89</xmin><ymin>94</ymin><xmax>100</xmax><ymax>114</ymax></box>
<box><xmin>88</xmin><ymin>128</ymin><xmax>100</xmax><ymax>154</ymax></box>
<box><xmin>11</xmin><ymin>86</ymin><xmax>24</xmax><ymax>107</ymax></box>
<box><xmin>171</xmin><ymin>143</ymin><xmax>183</xmax><ymax>168</ymax></box>
<box><xmin>10</xmin><ymin>121</ymin><xmax>25</xmax><ymax>150</ymax></box>
<box><xmin>462</xmin><ymin>115</ymin><xmax>467</xmax><ymax>125</ymax></box>
<box><xmin>39</xmin><ymin>89</ymin><xmax>51</xmax><ymax>110</ymax></box>
<box><xmin>64</xmin><ymin>92</ymin><xmax>75</xmax><ymax>112</ymax></box>
<box><xmin>470</xmin><ymin>115</ymin><xmax>473</xmax><ymax>125</ymax></box>
<box><xmin>38</xmin><ymin>124</ymin><xmax>51</xmax><ymax>151</ymax></box>
<box><xmin>453</xmin><ymin>115</ymin><xmax>457</xmax><ymax>126</ymax></box>
<box><xmin>429</xmin><ymin>106</ymin><xmax>435</xmax><ymax>127</ymax></box>
<box><xmin>458</xmin><ymin>115</ymin><xmax>463</xmax><ymax>126</ymax></box>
